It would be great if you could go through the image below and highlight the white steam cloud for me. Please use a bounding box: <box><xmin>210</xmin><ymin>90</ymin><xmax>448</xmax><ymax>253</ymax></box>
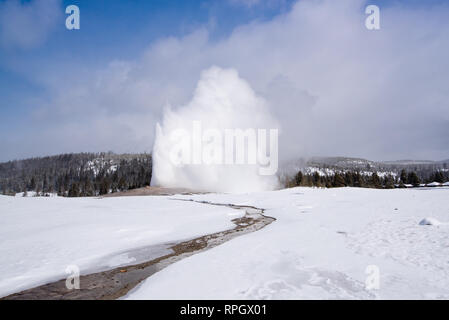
<box><xmin>151</xmin><ymin>66</ymin><xmax>279</xmax><ymax>193</ymax></box>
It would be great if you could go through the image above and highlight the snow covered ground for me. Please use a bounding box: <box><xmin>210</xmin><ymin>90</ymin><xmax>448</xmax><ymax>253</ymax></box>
<box><xmin>0</xmin><ymin>195</ymin><xmax>243</xmax><ymax>298</ymax></box>
<box><xmin>2</xmin><ymin>187</ymin><xmax>449</xmax><ymax>299</ymax></box>
<box><xmin>126</xmin><ymin>187</ymin><xmax>449</xmax><ymax>300</ymax></box>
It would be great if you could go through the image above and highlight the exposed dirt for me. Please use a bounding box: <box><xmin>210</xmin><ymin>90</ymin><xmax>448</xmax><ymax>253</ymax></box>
<box><xmin>100</xmin><ymin>186</ymin><xmax>204</xmax><ymax>197</ymax></box>
<box><xmin>1</xmin><ymin>200</ymin><xmax>275</xmax><ymax>300</ymax></box>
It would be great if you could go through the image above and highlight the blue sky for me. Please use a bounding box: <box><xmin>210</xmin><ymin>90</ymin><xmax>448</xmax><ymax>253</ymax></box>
<box><xmin>0</xmin><ymin>0</ymin><xmax>293</xmax><ymax>119</ymax></box>
<box><xmin>0</xmin><ymin>0</ymin><xmax>295</xmax><ymax>138</ymax></box>
<box><xmin>0</xmin><ymin>0</ymin><xmax>448</xmax><ymax>162</ymax></box>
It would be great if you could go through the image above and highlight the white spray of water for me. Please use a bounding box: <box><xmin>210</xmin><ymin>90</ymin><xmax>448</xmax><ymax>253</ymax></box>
<box><xmin>151</xmin><ymin>66</ymin><xmax>280</xmax><ymax>193</ymax></box>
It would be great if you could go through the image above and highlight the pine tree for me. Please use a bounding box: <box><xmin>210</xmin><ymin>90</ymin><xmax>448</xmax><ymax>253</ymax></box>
<box><xmin>30</xmin><ymin>176</ymin><xmax>36</xmax><ymax>190</ymax></box>
<box><xmin>118</xmin><ymin>176</ymin><xmax>127</xmax><ymax>191</ymax></box>
<box><xmin>35</xmin><ymin>181</ymin><xmax>41</xmax><ymax>196</ymax></box>
<box><xmin>58</xmin><ymin>184</ymin><xmax>64</xmax><ymax>197</ymax></box>
<box><xmin>84</xmin><ymin>180</ymin><xmax>94</xmax><ymax>196</ymax></box>
<box><xmin>433</xmin><ymin>171</ymin><xmax>444</xmax><ymax>183</ymax></box>
<box><xmin>384</xmin><ymin>175</ymin><xmax>395</xmax><ymax>189</ymax></box>
<box><xmin>42</xmin><ymin>174</ymin><xmax>48</xmax><ymax>194</ymax></box>
<box><xmin>408</xmin><ymin>171</ymin><xmax>420</xmax><ymax>187</ymax></box>
<box><xmin>352</xmin><ymin>171</ymin><xmax>361</xmax><ymax>187</ymax></box>
<box><xmin>344</xmin><ymin>172</ymin><xmax>354</xmax><ymax>187</ymax></box>
<box><xmin>313</xmin><ymin>172</ymin><xmax>321</xmax><ymax>187</ymax></box>
<box><xmin>400</xmin><ymin>169</ymin><xmax>408</xmax><ymax>184</ymax></box>
<box><xmin>371</xmin><ymin>172</ymin><xmax>381</xmax><ymax>188</ymax></box>
<box><xmin>99</xmin><ymin>178</ymin><xmax>110</xmax><ymax>195</ymax></box>
<box><xmin>295</xmin><ymin>171</ymin><xmax>303</xmax><ymax>186</ymax></box>
<box><xmin>68</xmin><ymin>182</ymin><xmax>79</xmax><ymax>197</ymax></box>
<box><xmin>333</xmin><ymin>173</ymin><xmax>346</xmax><ymax>187</ymax></box>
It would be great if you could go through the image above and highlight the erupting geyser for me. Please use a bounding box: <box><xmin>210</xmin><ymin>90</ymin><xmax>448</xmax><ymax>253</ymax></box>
<box><xmin>151</xmin><ymin>66</ymin><xmax>280</xmax><ymax>193</ymax></box>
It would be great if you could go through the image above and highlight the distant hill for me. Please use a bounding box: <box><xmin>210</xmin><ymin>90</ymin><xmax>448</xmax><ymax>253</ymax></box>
<box><xmin>279</xmin><ymin>156</ymin><xmax>449</xmax><ymax>187</ymax></box>
<box><xmin>0</xmin><ymin>152</ymin><xmax>152</xmax><ymax>196</ymax></box>
<box><xmin>382</xmin><ymin>160</ymin><xmax>436</xmax><ymax>165</ymax></box>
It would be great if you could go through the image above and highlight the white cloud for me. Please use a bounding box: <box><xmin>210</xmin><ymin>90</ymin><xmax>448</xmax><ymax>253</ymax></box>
<box><xmin>0</xmin><ymin>0</ymin><xmax>61</xmax><ymax>49</ymax></box>
<box><xmin>228</xmin><ymin>0</ymin><xmax>262</xmax><ymax>8</ymax></box>
<box><xmin>5</xmin><ymin>0</ymin><xmax>449</xmax><ymax>162</ymax></box>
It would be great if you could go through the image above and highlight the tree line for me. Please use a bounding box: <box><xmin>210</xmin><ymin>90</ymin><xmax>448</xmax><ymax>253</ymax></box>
<box><xmin>0</xmin><ymin>152</ymin><xmax>152</xmax><ymax>197</ymax></box>
<box><xmin>286</xmin><ymin>169</ymin><xmax>449</xmax><ymax>189</ymax></box>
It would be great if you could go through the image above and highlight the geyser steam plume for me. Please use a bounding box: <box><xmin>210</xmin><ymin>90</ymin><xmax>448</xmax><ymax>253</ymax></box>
<box><xmin>151</xmin><ymin>66</ymin><xmax>280</xmax><ymax>193</ymax></box>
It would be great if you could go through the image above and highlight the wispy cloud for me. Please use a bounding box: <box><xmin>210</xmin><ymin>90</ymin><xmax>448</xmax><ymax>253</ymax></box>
<box><xmin>228</xmin><ymin>0</ymin><xmax>262</xmax><ymax>8</ymax></box>
<box><xmin>2</xmin><ymin>0</ymin><xmax>449</xmax><ymax>162</ymax></box>
<box><xmin>0</xmin><ymin>0</ymin><xmax>61</xmax><ymax>49</ymax></box>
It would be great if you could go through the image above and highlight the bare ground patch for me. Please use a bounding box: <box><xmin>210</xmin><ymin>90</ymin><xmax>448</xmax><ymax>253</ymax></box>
<box><xmin>100</xmin><ymin>186</ymin><xmax>204</xmax><ymax>197</ymax></box>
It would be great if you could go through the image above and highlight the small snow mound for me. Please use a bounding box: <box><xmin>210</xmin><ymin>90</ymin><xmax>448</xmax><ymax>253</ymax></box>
<box><xmin>426</xmin><ymin>182</ymin><xmax>442</xmax><ymax>187</ymax></box>
<box><xmin>419</xmin><ymin>218</ymin><xmax>442</xmax><ymax>226</ymax></box>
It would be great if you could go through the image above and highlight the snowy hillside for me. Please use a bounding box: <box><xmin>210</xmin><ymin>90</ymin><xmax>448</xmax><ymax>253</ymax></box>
<box><xmin>279</xmin><ymin>156</ymin><xmax>449</xmax><ymax>178</ymax></box>
<box><xmin>0</xmin><ymin>152</ymin><xmax>152</xmax><ymax>197</ymax></box>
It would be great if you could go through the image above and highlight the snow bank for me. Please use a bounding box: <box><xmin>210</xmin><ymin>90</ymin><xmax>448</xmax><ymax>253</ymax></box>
<box><xmin>426</xmin><ymin>182</ymin><xmax>442</xmax><ymax>187</ymax></box>
<box><xmin>15</xmin><ymin>192</ymin><xmax>58</xmax><ymax>198</ymax></box>
<box><xmin>419</xmin><ymin>217</ymin><xmax>442</xmax><ymax>226</ymax></box>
